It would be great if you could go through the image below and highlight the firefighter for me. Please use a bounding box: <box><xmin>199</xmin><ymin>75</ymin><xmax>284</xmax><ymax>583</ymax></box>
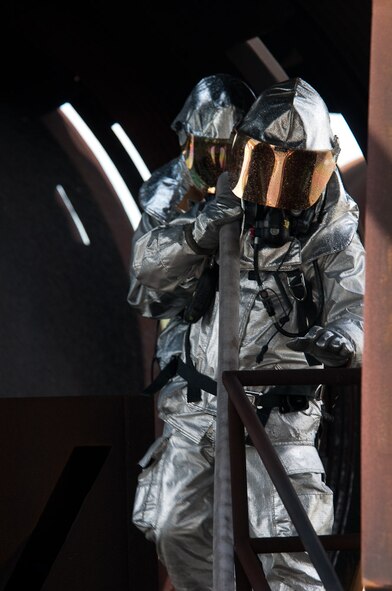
<box><xmin>129</xmin><ymin>77</ymin><xmax>365</xmax><ymax>590</ymax></box>
<box><xmin>128</xmin><ymin>73</ymin><xmax>255</xmax><ymax>396</ymax></box>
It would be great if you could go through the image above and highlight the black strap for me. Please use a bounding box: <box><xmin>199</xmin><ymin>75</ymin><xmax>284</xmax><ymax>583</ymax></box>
<box><xmin>142</xmin><ymin>357</ymin><xmax>179</xmax><ymax>396</ymax></box>
<box><xmin>142</xmin><ymin>356</ymin><xmax>217</xmax><ymax>400</ymax></box>
<box><xmin>183</xmin><ymin>324</ymin><xmax>216</xmax><ymax>401</ymax></box>
<box><xmin>250</xmin><ymin>384</ymin><xmax>316</xmax><ymax>434</ymax></box>
<box><xmin>272</xmin><ymin>271</ymin><xmax>293</xmax><ymax>314</ymax></box>
<box><xmin>177</xmin><ymin>358</ymin><xmax>217</xmax><ymax>400</ymax></box>
<box><xmin>142</xmin><ymin>356</ymin><xmax>217</xmax><ymax>401</ymax></box>
<box><xmin>296</xmin><ymin>280</ymin><xmax>320</xmax><ymax>367</ymax></box>
<box><xmin>184</xmin><ymin>223</ymin><xmax>216</xmax><ymax>256</ymax></box>
<box><xmin>256</xmin><ymin>384</ymin><xmax>315</xmax><ymax>410</ymax></box>
<box><xmin>274</xmin><ymin>269</ymin><xmax>320</xmax><ymax>366</ymax></box>
<box><xmin>142</xmin><ymin>326</ymin><xmax>217</xmax><ymax>401</ymax></box>
<box><xmin>143</xmin><ymin>326</ymin><xmax>317</xmax><ymax>407</ymax></box>
<box><xmin>182</xmin><ymin>259</ymin><xmax>219</xmax><ymax>324</ymax></box>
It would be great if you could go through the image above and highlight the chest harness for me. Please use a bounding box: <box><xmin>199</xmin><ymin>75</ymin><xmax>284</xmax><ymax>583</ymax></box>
<box><xmin>142</xmin><ymin>246</ymin><xmax>324</xmax><ymax>423</ymax></box>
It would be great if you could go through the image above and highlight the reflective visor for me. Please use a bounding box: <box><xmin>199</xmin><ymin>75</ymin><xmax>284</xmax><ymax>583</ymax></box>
<box><xmin>182</xmin><ymin>135</ymin><xmax>232</xmax><ymax>189</ymax></box>
<box><xmin>228</xmin><ymin>134</ymin><xmax>337</xmax><ymax>209</ymax></box>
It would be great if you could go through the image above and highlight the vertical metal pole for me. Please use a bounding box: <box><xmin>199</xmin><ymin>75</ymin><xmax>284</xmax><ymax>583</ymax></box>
<box><xmin>363</xmin><ymin>0</ymin><xmax>392</xmax><ymax>588</ymax></box>
<box><xmin>213</xmin><ymin>221</ymin><xmax>240</xmax><ymax>591</ymax></box>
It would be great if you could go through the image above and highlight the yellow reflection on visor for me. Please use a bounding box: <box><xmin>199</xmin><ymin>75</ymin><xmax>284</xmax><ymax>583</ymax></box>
<box><xmin>183</xmin><ymin>134</ymin><xmax>232</xmax><ymax>189</ymax></box>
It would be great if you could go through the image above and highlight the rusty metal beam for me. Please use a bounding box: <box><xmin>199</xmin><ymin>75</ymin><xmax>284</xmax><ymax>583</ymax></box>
<box><xmin>224</xmin><ymin>371</ymin><xmax>346</xmax><ymax>591</ymax></box>
<box><xmin>362</xmin><ymin>1</ymin><xmax>392</xmax><ymax>588</ymax></box>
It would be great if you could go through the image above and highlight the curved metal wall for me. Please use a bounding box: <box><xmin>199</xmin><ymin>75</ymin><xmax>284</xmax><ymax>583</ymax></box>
<box><xmin>0</xmin><ymin>103</ymin><xmax>144</xmax><ymax>398</ymax></box>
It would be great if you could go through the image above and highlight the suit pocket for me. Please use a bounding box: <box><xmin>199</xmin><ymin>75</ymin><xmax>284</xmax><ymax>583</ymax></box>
<box><xmin>132</xmin><ymin>436</ymin><xmax>169</xmax><ymax>541</ymax></box>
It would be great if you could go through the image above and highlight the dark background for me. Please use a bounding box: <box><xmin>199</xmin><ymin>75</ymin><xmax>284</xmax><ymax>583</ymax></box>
<box><xmin>3</xmin><ymin>0</ymin><xmax>371</xmax><ymax>167</ymax></box>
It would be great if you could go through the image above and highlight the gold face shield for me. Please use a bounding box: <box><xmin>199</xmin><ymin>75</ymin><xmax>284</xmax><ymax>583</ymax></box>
<box><xmin>182</xmin><ymin>134</ymin><xmax>232</xmax><ymax>190</ymax></box>
<box><xmin>228</xmin><ymin>133</ymin><xmax>339</xmax><ymax>210</ymax></box>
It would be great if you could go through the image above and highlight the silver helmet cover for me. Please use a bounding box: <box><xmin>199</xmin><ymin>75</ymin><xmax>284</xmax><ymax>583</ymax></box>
<box><xmin>229</xmin><ymin>78</ymin><xmax>340</xmax><ymax>209</ymax></box>
<box><xmin>237</xmin><ymin>77</ymin><xmax>335</xmax><ymax>150</ymax></box>
<box><xmin>171</xmin><ymin>73</ymin><xmax>256</xmax><ymax>142</ymax></box>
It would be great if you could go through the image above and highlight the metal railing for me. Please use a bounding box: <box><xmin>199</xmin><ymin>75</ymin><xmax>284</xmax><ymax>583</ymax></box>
<box><xmin>222</xmin><ymin>367</ymin><xmax>361</xmax><ymax>591</ymax></box>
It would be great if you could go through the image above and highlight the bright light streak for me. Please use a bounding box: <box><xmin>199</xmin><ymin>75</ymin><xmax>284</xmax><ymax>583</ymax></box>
<box><xmin>59</xmin><ymin>102</ymin><xmax>141</xmax><ymax>230</ymax></box>
<box><xmin>330</xmin><ymin>113</ymin><xmax>365</xmax><ymax>168</ymax></box>
<box><xmin>56</xmin><ymin>184</ymin><xmax>91</xmax><ymax>245</ymax></box>
<box><xmin>111</xmin><ymin>122</ymin><xmax>151</xmax><ymax>181</ymax></box>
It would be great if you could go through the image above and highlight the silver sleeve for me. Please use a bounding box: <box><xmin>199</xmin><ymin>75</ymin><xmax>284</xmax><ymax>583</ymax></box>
<box><xmin>320</xmin><ymin>231</ymin><xmax>365</xmax><ymax>366</ymax></box>
<box><xmin>128</xmin><ymin>211</ymin><xmax>206</xmax><ymax>318</ymax></box>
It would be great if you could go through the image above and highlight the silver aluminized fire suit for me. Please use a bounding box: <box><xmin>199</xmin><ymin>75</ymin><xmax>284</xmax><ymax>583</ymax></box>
<box><xmin>129</xmin><ymin>74</ymin><xmax>256</xmax><ymax>371</ymax></box>
<box><xmin>129</xmin><ymin>155</ymin><xmax>192</xmax><ymax>370</ymax></box>
<box><xmin>130</xmin><ymin>80</ymin><xmax>365</xmax><ymax>591</ymax></box>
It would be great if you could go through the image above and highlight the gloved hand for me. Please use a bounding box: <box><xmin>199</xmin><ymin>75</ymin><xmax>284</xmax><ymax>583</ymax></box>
<box><xmin>286</xmin><ymin>325</ymin><xmax>354</xmax><ymax>367</ymax></box>
<box><xmin>186</xmin><ymin>171</ymin><xmax>243</xmax><ymax>252</ymax></box>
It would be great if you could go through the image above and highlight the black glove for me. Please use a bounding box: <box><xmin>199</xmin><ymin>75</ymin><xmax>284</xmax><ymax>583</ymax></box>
<box><xmin>186</xmin><ymin>171</ymin><xmax>243</xmax><ymax>252</ymax></box>
<box><xmin>286</xmin><ymin>326</ymin><xmax>354</xmax><ymax>367</ymax></box>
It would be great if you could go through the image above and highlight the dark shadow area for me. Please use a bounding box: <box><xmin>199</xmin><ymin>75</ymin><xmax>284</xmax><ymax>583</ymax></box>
<box><xmin>2</xmin><ymin>1</ymin><xmax>371</xmax><ymax>169</ymax></box>
<box><xmin>318</xmin><ymin>385</ymin><xmax>361</xmax><ymax>588</ymax></box>
<box><xmin>0</xmin><ymin>103</ymin><xmax>144</xmax><ymax>397</ymax></box>
<box><xmin>4</xmin><ymin>446</ymin><xmax>111</xmax><ymax>591</ymax></box>
<box><xmin>0</xmin><ymin>395</ymin><xmax>158</xmax><ymax>591</ymax></box>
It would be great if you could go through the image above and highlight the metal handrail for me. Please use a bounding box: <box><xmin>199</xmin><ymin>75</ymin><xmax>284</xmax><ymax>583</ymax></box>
<box><xmin>214</xmin><ymin>221</ymin><xmax>241</xmax><ymax>591</ymax></box>
<box><xmin>223</xmin><ymin>367</ymin><xmax>361</xmax><ymax>591</ymax></box>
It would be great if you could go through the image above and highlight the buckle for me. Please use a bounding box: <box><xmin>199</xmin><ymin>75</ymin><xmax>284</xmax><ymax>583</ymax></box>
<box><xmin>287</xmin><ymin>270</ymin><xmax>307</xmax><ymax>301</ymax></box>
<box><xmin>255</xmin><ymin>394</ymin><xmax>266</xmax><ymax>409</ymax></box>
<box><xmin>245</xmin><ymin>389</ymin><xmax>266</xmax><ymax>407</ymax></box>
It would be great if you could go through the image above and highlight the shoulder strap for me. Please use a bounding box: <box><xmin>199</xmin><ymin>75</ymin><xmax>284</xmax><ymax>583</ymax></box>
<box><xmin>182</xmin><ymin>324</ymin><xmax>217</xmax><ymax>401</ymax></box>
